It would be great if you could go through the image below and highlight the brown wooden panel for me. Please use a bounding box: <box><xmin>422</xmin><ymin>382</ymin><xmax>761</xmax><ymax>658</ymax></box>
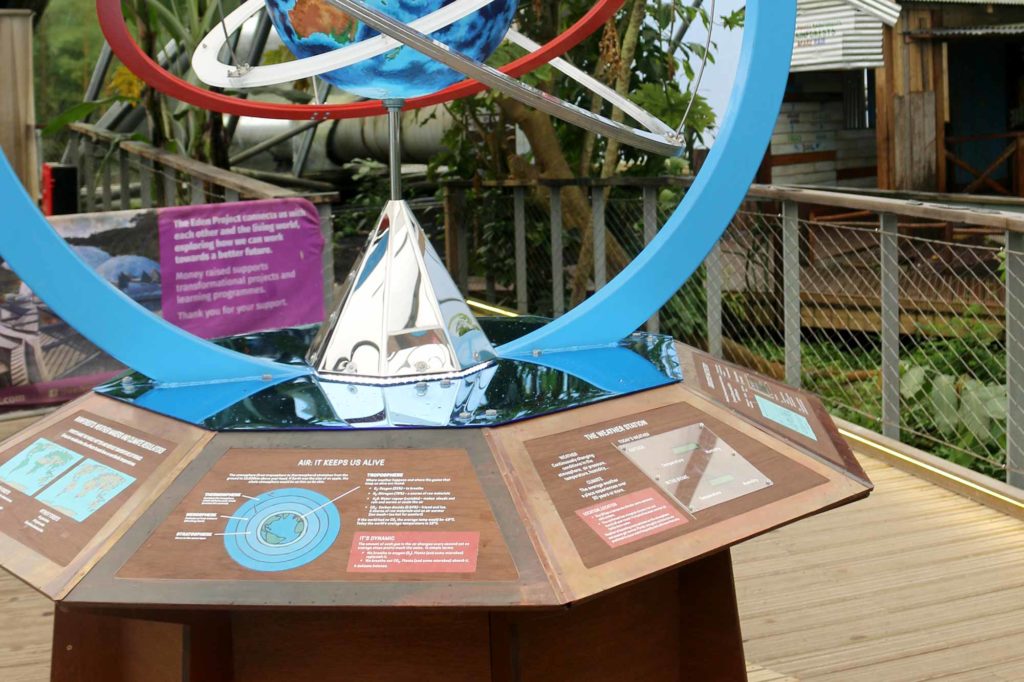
<box><xmin>51</xmin><ymin>607</ymin><xmax>185</xmax><ymax>682</ymax></box>
<box><xmin>0</xmin><ymin>394</ymin><xmax>211</xmax><ymax>599</ymax></box>
<box><xmin>523</xmin><ymin>402</ymin><xmax>826</xmax><ymax>568</ymax></box>
<box><xmin>488</xmin><ymin>383</ymin><xmax>870</xmax><ymax>603</ymax></box>
<box><xmin>836</xmin><ymin>166</ymin><xmax>878</xmax><ymax>181</ymax></box>
<box><xmin>118</xmin><ymin>447</ymin><xmax>517</xmax><ymax>583</ymax></box>
<box><xmin>492</xmin><ymin>552</ymin><xmax>746</xmax><ymax>682</ymax></box>
<box><xmin>67</xmin><ymin>429</ymin><xmax>557</xmax><ymax>607</ymax></box>
<box><xmin>680</xmin><ymin>346</ymin><xmax>869</xmax><ymax>485</ymax></box>
<box><xmin>0</xmin><ymin>410</ymin><xmax>177</xmax><ymax>566</ymax></box>
<box><xmin>118</xmin><ymin>619</ymin><xmax>184</xmax><ymax>682</ymax></box>
<box><xmin>232</xmin><ymin>610</ymin><xmax>491</xmax><ymax>682</ymax></box>
<box><xmin>678</xmin><ymin>549</ymin><xmax>747</xmax><ymax>681</ymax></box>
<box><xmin>493</xmin><ymin>571</ymin><xmax>684</xmax><ymax>682</ymax></box>
<box><xmin>771</xmin><ymin>150</ymin><xmax>838</xmax><ymax>167</ymax></box>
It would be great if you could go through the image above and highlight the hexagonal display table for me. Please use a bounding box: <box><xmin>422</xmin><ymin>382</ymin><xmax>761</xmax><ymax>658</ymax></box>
<box><xmin>0</xmin><ymin>346</ymin><xmax>870</xmax><ymax>682</ymax></box>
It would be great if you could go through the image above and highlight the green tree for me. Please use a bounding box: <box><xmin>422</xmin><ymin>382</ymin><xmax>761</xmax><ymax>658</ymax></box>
<box><xmin>434</xmin><ymin>0</ymin><xmax>741</xmax><ymax>304</ymax></box>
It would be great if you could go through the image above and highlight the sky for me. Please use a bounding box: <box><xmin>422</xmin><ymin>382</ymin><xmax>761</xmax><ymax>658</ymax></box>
<box><xmin>684</xmin><ymin>0</ymin><xmax>745</xmax><ymax>142</ymax></box>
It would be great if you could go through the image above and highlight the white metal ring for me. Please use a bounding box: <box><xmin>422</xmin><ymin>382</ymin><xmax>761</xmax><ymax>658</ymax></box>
<box><xmin>192</xmin><ymin>0</ymin><xmax>500</xmax><ymax>89</ymax></box>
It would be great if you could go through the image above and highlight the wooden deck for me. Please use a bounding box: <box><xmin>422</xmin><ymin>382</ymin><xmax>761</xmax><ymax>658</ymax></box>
<box><xmin>0</xmin><ymin>413</ymin><xmax>1021</xmax><ymax>681</ymax></box>
<box><xmin>735</xmin><ymin>454</ymin><xmax>1024</xmax><ymax>681</ymax></box>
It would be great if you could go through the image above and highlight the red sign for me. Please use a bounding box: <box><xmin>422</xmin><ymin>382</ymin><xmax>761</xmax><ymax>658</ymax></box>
<box><xmin>576</xmin><ymin>487</ymin><xmax>689</xmax><ymax>548</ymax></box>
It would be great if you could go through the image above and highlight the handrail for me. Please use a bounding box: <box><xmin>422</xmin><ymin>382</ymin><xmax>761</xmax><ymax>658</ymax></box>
<box><xmin>117</xmin><ymin>141</ymin><xmax>294</xmax><ymax>199</ymax></box>
<box><xmin>442</xmin><ymin>176</ymin><xmax>1024</xmax><ymax>233</ymax></box>
<box><xmin>69</xmin><ymin>122</ymin><xmax>297</xmax><ymax>200</ymax></box>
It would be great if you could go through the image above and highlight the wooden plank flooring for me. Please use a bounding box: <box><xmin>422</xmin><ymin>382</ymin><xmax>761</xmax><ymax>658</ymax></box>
<box><xmin>0</xmin><ymin>410</ymin><xmax>1021</xmax><ymax>681</ymax></box>
<box><xmin>735</xmin><ymin>454</ymin><xmax>1024</xmax><ymax>681</ymax></box>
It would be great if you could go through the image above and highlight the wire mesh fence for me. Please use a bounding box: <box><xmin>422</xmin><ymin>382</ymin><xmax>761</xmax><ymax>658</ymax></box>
<box><xmin>448</xmin><ymin>180</ymin><xmax>1022</xmax><ymax>484</ymax></box>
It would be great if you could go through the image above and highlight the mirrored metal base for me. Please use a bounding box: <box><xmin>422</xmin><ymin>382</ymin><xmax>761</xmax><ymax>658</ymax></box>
<box><xmin>95</xmin><ymin>318</ymin><xmax>683</xmax><ymax>430</ymax></box>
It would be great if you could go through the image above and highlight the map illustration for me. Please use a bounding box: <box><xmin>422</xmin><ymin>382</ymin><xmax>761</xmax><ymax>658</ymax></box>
<box><xmin>0</xmin><ymin>438</ymin><xmax>82</xmax><ymax>495</ymax></box>
<box><xmin>223</xmin><ymin>488</ymin><xmax>341</xmax><ymax>572</ymax></box>
<box><xmin>36</xmin><ymin>459</ymin><xmax>135</xmax><ymax>522</ymax></box>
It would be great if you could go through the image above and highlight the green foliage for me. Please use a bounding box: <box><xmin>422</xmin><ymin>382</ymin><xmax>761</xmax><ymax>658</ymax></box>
<box><xmin>743</xmin><ymin>324</ymin><xmax>1007</xmax><ymax>480</ymax></box>
<box><xmin>40</xmin><ymin>97</ymin><xmax>129</xmax><ymax>137</ymax></box>
<box><xmin>33</xmin><ymin>0</ymin><xmax>106</xmax><ymax>156</ymax></box>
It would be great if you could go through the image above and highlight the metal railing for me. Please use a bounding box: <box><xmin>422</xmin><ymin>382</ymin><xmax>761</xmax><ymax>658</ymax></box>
<box><xmin>443</xmin><ymin>177</ymin><xmax>1024</xmax><ymax>488</ymax></box>
<box><xmin>67</xmin><ymin>122</ymin><xmax>310</xmax><ymax>210</ymax></box>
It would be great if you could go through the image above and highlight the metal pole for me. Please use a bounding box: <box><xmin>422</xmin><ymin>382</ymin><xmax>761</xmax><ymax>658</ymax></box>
<box><xmin>225</xmin><ymin>12</ymin><xmax>272</xmax><ymax>142</ymax></box>
<box><xmin>228</xmin><ymin>120</ymin><xmax>320</xmax><ymax>166</ymax></box>
<box><xmin>706</xmin><ymin>241</ymin><xmax>722</xmax><ymax>358</ymax></box>
<box><xmin>550</xmin><ymin>188</ymin><xmax>564</xmax><ymax>317</ymax></box>
<box><xmin>592</xmin><ymin>188</ymin><xmax>606</xmax><ymax>288</ymax></box>
<box><xmin>643</xmin><ymin>185</ymin><xmax>660</xmax><ymax>333</ymax></box>
<box><xmin>1006</xmin><ymin>230</ymin><xmax>1024</xmax><ymax>487</ymax></box>
<box><xmin>384</xmin><ymin>99</ymin><xmax>404</xmax><ymax>201</ymax></box>
<box><xmin>514</xmin><ymin>186</ymin><xmax>528</xmax><ymax>314</ymax></box>
<box><xmin>880</xmin><ymin>212</ymin><xmax>900</xmax><ymax>441</ymax></box>
<box><xmin>782</xmin><ymin>200</ymin><xmax>801</xmax><ymax>388</ymax></box>
<box><xmin>292</xmin><ymin>82</ymin><xmax>332</xmax><ymax>177</ymax></box>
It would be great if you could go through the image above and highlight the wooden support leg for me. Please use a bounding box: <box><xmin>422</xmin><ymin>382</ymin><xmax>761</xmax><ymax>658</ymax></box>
<box><xmin>51</xmin><ymin>607</ymin><xmax>233</xmax><ymax>682</ymax></box>
<box><xmin>51</xmin><ymin>606</ymin><xmax>121</xmax><ymax>682</ymax></box>
<box><xmin>491</xmin><ymin>549</ymin><xmax>747</xmax><ymax>682</ymax></box>
<box><xmin>678</xmin><ymin>549</ymin><xmax>747</xmax><ymax>681</ymax></box>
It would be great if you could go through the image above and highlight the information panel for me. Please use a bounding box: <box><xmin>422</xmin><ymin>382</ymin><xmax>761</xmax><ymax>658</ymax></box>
<box><xmin>117</xmin><ymin>448</ymin><xmax>517</xmax><ymax>582</ymax></box>
<box><xmin>525</xmin><ymin>402</ymin><xmax>827</xmax><ymax>567</ymax></box>
<box><xmin>0</xmin><ymin>410</ymin><xmax>176</xmax><ymax>566</ymax></box>
<box><xmin>689</xmin><ymin>350</ymin><xmax>866</xmax><ymax>478</ymax></box>
<box><xmin>616</xmin><ymin>424</ymin><xmax>773</xmax><ymax>513</ymax></box>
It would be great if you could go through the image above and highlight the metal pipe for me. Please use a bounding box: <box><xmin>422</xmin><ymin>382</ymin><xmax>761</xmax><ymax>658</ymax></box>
<box><xmin>225</xmin><ymin>11</ymin><xmax>273</xmax><ymax>142</ymax></box>
<box><xmin>229</xmin><ymin>119</ymin><xmax>320</xmax><ymax>165</ymax></box>
<box><xmin>385</xmin><ymin>99</ymin><xmax>404</xmax><ymax>201</ymax></box>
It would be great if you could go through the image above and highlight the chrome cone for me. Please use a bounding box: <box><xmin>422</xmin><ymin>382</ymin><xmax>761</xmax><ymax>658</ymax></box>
<box><xmin>307</xmin><ymin>200</ymin><xmax>497</xmax><ymax>382</ymax></box>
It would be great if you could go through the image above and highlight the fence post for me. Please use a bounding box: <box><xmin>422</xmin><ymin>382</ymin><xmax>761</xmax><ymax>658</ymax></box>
<box><xmin>592</xmin><ymin>187</ymin><xmax>606</xmax><ymax>288</ymax></box>
<box><xmin>118</xmin><ymin>148</ymin><xmax>130</xmax><ymax>210</ymax></box>
<box><xmin>82</xmin><ymin>137</ymin><xmax>95</xmax><ymax>212</ymax></box>
<box><xmin>880</xmin><ymin>212</ymin><xmax>901</xmax><ymax>441</ymax></box>
<box><xmin>190</xmin><ymin>177</ymin><xmax>204</xmax><ymax>205</ymax></box>
<box><xmin>782</xmin><ymin>200</ymin><xmax>801</xmax><ymax>388</ymax></box>
<box><xmin>101</xmin><ymin>152</ymin><xmax>112</xmax><ymax>210</ymax></box>
<box><xmin>70</xmin><ymin>132</ymin><xmax>82</xmax><ymax>213</ymax></box>
<box><xmin>514</xmin><ymin>186</ymin><xmax>528</xmax><ymax>314</ymax></box>
<box><xmin>162</xmin><ymin>165</ymin><xmax>176</xmax><ymax>208</ymax></box>
<box><xmin>140</xmin><ymin>158</ymin><xmax>153</xmax><ymax>209</ymax></box>
<box><xmin>550</xmin><ymin>187</ymin><xmax>564</xmax><ymax>317</ymax></box>
<box><xmin>643</xmin><ymin>185</ymin><xmax>660</xmax><ymax>333</ymax></box>
<box><xmin>706</xmin><ymin>241</ymin><xmax>723</xmax><ymax>358</ymax></box>
<box><xmin>1006</xmin><ymin>230</ymin><xmax>1024</xmax><ymax>487</ymax></box>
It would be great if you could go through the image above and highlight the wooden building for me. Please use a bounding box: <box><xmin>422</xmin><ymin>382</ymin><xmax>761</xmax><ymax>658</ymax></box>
<box><xmin>771</xmin><ymin>0</ymin><xmax>902</xmax><ymax>187</ymax></box>
<box><xmin>876</xmin><ymin>1</ymin><xmax>1024</xmax><ymax>195</ymax></box>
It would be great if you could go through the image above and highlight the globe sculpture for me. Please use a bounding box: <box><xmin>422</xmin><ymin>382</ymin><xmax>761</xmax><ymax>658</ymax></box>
<box><xmin>264</xmin><ymin>0</ymin><xmax>517</xmax><ymax>99</ymax></box>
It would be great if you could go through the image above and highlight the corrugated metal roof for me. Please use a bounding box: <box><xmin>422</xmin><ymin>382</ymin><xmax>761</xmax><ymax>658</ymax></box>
<box><xmin>903</xmin><ymin>1</ymin><xmax>1024</xmax><ymax>5</ymax></box>
<box><xmin>846</xmin><ymin>0</ymin><xmax>902</xmax><ymax>26</ymax></box>
<box><xmin>913</xmin><ymin>22</ymin><xmax>1024</xmax><ymax>36</ymax></box>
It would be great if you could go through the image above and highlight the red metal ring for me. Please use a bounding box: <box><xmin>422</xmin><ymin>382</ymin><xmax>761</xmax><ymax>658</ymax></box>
<box><xmin>98</xmin><ymin>0</ymin><xmax>624</xmax><ymax>120</ymax></box>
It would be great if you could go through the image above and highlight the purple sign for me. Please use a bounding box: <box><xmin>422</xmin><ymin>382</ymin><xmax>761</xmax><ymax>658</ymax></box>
<box><xmin>158</xmin><ymin>199</ymin><xmax>325</xmax><ymax>338</ymax></box>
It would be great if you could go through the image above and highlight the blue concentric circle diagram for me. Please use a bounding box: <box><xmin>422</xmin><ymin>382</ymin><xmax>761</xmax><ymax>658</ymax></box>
<box><xmin>223</xmin><ymin>488</ymin><xmax>340</xmax><ymax>572</ymax></box>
